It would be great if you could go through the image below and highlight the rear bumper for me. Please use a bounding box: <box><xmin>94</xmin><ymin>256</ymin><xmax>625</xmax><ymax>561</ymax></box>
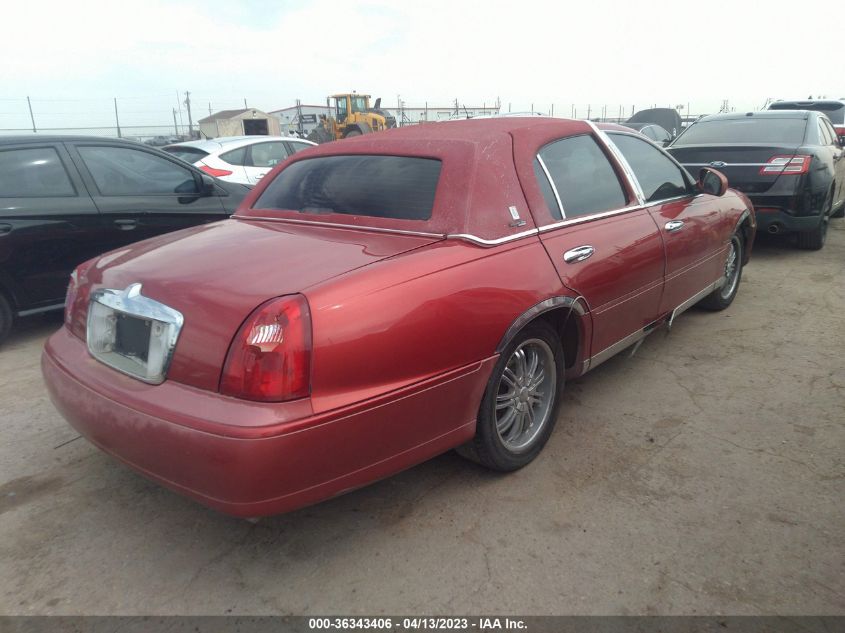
<box><xmin>748</xmin><ymin>196</ymin><xmax>821</xmax><ymax>234</ymax></box>
<box><xmin>42</xmin><ymin>328</ymin><xmax>490</xmax><ymax>517</ymax></box>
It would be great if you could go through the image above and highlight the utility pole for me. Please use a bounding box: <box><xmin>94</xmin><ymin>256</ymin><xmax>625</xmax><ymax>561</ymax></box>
<box><xmin>244</xmin><ymin>98</ymin><xmax>248</xmax><ymax>109</ymax></box>
<box><xmin>184</xmin><ymin>91</ymin><xmax>194</xmax><ymax>138</ymax></box>
<box><xmin>113</xmin><ymin>98</ymin><xmax>121</xmax><ymax>138</ymax></box>
<box><xmin>172</xmin><ymin>108</ymin><xmax>179</xmax><ymax>136</ymax></box>
<box><xmin>26</xmin><ymin>96</ymin><xmax>36</xmax><ymax>133</ymax></box>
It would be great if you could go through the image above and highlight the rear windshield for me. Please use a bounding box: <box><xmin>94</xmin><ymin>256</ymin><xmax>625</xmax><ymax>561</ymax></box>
<box><xmin>254</xmin><ymin>155</ymin><xmax>442</xmax><ymax>221</ymax></box>
<box><xmin>769</xmin><ymin>102</ymin><xmax>844</xmax><ymax>124</ymax></box>
<box><xmin>673</xmin><ymin>118</ymin><xmax>807</xmax><ymax>145</ymax></box>
<box><xmin>163</xmin><ymin>146</ymin><xmax>209</xmax><ymax>164</ymax></box>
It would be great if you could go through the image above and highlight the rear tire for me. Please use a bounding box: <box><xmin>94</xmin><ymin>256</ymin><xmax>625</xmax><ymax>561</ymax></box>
<box><xmin>343</xmin><ymin>129</ymin><xmax>363</xmax><ymax>138</ymax></box>
<box><xmin>0</xmin><ymin>294</ymin><xmax>13</xmax><ymax>346</ymax></box>
<box><xmin>797</xmin><ymin>195</ymin><xmax>831</xmax><ymax>250</ymax></box>
<box><xmin>457</xmin><ymin>321</ymin><xmax>564</xmax><ymax>471</ymax></box>
<box><xmin>699</xmin><ymin>231</ymin><xmax>743</xmax><ymax>311</ymax></box>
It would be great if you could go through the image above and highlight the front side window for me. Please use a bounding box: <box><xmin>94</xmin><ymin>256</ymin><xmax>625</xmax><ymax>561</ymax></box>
<box><xmin>609</xmin><ymin>133</ymin><xmax>691</xmax><ymax>202</ymax></box>
<box><xmin>255</xmin><ymin>155</ymin><xmax>441</xmax><ymax>221</ymax></box>
<box><xmin>351</xmin><ymin>97</ymin><xmax>367</xmax><ymax>113</ymax></box>
<box><xmin>287</xmin><ymin>141</ymin><xmax>312</xmax><ymax>154</ymax></box>
<box><xmin>78</xmin><ymin>146</ymin><xmax>198</xmax><ymax>196</ymax></box>
<box><xmin>163</xmin><ymin>146</ymin><xmax>209</xmax><ymax>164</ymax></box>
<box><xmin>249</xmin><ymin>142</ymin><xmax>288</xmax><ymax>168</ymax></box>
<box><xmin>0</xmin><ymin>147</ymin><xmax>75</xmax><ymax>197</ymax></box>
<box><xmin>536</xmin><ymin>134</ymin><xmax>627</xmax><ymax>219</ymax></box>
<box><xmin>336</xmin><ymin>98</ymin><xmax>348</xmax><ymax>119</ymax></box>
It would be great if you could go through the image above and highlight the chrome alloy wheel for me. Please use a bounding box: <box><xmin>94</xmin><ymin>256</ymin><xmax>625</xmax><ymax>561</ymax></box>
<box><xmin>719</xmin><ymin>238</ymin><xmax>740</xmax><ymax>300</ymax></box>
<box><xmin>494</xmin><ymin>338</ymin><xmax>556</xmax><ymax>453</ymax></box>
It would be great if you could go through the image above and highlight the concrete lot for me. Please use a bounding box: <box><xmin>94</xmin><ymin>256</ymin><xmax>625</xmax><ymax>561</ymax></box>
<box><xmin>0</xmin><ymin>223</ymin><xmax>843</xmax><ymax>616</ymax></box>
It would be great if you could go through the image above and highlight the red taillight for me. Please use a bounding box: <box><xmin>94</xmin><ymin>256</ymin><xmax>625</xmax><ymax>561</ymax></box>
<box><xmin>220</xmin><ymin>295</ymin><xmax>312</xmax><ymax>402</ymax></box>
<box><xmin>65</xmin><ymin>262</ymin><xmax>93</xmax><ymax>341</ymax></box>
<box><xmin>199</xmin><ymin>164</ymin><xmax>233</xmax><ymax>177</ymax></box>
<box><xmin>835</xmin><ymin>126</ymin><xmax>845</xmax><ymax>140</ymax></box>
<box><xmin>759</xmin><ymin>155</ymin><xmax>811</xmax><ymax>176</ymax></box>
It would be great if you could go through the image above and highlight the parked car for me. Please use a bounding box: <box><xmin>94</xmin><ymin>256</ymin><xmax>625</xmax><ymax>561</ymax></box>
<box><xmin>163</xmin><ymin>136</ymin><xmax>317</xmax><ymax>186</ymax></box>
<box><xmin>43</xmin><ymin>118</ymin><xmax>755</xmax><ymax>517</ymax></box>
<box><xmin>668</xmin><ymin>110</ymin><xmax>845</xmax><ymax>249</ymax></box>
<box><xmin>0</xmin><ymin>136</ymin><xmax>249</xmax><ymax>343</ymax></box>
<box><xmin>626</xmin><ymin>107</ymin><xmax>683</xmax><ymax>139</ymax></box>
<box><xmin>621</xmin><ymin>122</ymin><xmax>672</xmax><ymax>146</ymax></box>
<box><xmin>767</xmin><ymin>99</ymin><xmax>845</xmax><ymax>142</ymax></box>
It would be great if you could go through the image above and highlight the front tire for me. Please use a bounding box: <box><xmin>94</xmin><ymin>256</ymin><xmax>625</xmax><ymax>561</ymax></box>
<box><xmin>458</xmin><ymin>321</ymin><xmax>564</xmax><ymax>471</ymax></box>
<box><xmin>698</xmin><ymin>231</ymin><xmax>743</xmax><ymax>311</ymax></box>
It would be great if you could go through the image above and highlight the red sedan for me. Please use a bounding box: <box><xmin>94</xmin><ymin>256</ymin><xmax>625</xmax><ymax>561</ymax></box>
<box><xmin>42</xmin><ymin>118</ymin><xmax>755</xmax><ymax>517</ymax></box>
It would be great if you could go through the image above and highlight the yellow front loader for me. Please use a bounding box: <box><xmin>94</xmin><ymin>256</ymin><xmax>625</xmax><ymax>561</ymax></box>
<box><xmin>307</xmin><ymin>93</ymin><xmax>397</xmax><ymax>143</ymax></box>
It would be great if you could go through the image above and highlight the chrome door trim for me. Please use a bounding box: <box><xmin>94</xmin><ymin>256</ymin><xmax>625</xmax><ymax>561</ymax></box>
<box><xmin>667</xmin><ymin>279</ymin><xmax>722</xmax><ymax>328</ymax></box>
<box><xmin>446</xmin><ymin>228</ymin><xmax>539</xmax><ymax>247</ymax></box>
<box><xmin>587</xmin><ymin>326</ymin><xmax>652</xmax><ymax>372</ymax></box>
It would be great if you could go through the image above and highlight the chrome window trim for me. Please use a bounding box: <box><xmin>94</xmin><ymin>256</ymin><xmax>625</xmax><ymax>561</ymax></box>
<box><xmin>234</xmin><ymin>215</ymin><xmax>445</xmax><ymax>239</ymax></box>
<box><xmin>535</xmin><ymin>154</ymin><xmax>566</xmax><ymax>219</ymax></box>
<box><xmin>586</xmin><ymin>122</ymin><xmax>646</xmax><ymax>206</ymax></box>
<box><xmin>537</xmin><ymin>204</ymin><xmax>644</xmax><ymax>232</ymax></box>
<box><xmin>682</xmin><ymin>162</ymin><xmax>769</xmax><ymax>167</ymax></box>
<box><xmin>598</xmin><ymin>125</ymin><xmax>700</xmax><ymax>197</ymax></box>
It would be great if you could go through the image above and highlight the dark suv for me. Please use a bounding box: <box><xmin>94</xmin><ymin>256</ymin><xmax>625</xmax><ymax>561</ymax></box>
<box><xmin>668</xmin><ymin>110</ymin><xmax>845</xmax><ymax>250</ymax></box>
<box><xmin>0</xmin><ymin>136</ymin><xmax>249</xmax><ymax>343</ymax></box>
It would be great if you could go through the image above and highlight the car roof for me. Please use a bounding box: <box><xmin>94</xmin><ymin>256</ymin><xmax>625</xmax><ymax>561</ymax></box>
<box><xmin>696</xmin><ymin>111</ymin><xmax>812</xmax><ymax>123</ymax></box>
<box><xmin>769</xmin><ymin>99</ymin><xmax>845</xmax><ymax>107</ymax></box>
<box><xmin>165</xmin><ymin>135</ymin><xmax>314</xmax><ymax>152</ymax></box>
<box><xmin>0</xmin><ymin>134</ymin><xmax>145</xmax><ymax>145</ymax></box>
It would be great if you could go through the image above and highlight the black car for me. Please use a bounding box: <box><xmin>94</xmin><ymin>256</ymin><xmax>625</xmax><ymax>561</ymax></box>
<box><xmin>621</xmin><ymin>122</ymin><xmax>673</xmax><ymax>146</ymax></box>
<box><xmin>667</xmin><ymin>110</ymin><xmax>845</xmax><ymax>250</ymax></box>
<box><xmin>0</xmin><ymin>136</ymin><xmax>249</xmax><ymax>343</ymax></box>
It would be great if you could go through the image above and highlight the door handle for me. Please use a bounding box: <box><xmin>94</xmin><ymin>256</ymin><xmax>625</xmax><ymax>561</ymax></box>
<box><xmin>563</xmin><ymin>245</ymin><xmax>595</xmax><ymax>263</ymax></box>
<box><xmin>114</xmin><ymin>219</ymin><xmax>138</xmax><ymax>231</ymax></box>
<box><xmin>665</xmin><ymin>220</ymin><xmax>684</xmax><ymax>232</ymax></box>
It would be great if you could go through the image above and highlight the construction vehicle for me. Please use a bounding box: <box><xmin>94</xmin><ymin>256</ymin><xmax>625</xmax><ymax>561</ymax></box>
<box><xmin>307</xmin><ymin>93</ymin><xmax>397</xmax><ymax>143</ymax></box>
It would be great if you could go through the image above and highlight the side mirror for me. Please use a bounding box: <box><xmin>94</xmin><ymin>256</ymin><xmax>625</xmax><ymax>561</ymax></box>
<box><xmin>698</xmin><ymin>167</ymin><xmax>728</xmax><ymax>196</ymax></box>
<box><xmin>200</xmin><ymin>174</ymin><xmax>216</xmax><ymax>196</ymax></box>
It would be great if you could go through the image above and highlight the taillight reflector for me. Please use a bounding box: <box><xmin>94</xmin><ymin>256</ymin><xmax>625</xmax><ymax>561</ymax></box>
<box><xmin>199</xmin><ymin>164</ymin><xmax>233</xmax><ymax>177</ymax></box>
<box><xmin>220</xmin><ymin>295</ymin><xmax>312</xmax><ymax>402</ymax></box>
<box><xmin>759</xmin><ymin>155</ymin><xmax>811</xmax><ymax>176</ymax></box>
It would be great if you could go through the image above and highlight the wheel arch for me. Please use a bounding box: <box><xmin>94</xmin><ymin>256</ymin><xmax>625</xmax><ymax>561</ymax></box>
<box><xmin>734</xmin><ymin>208</ymin><xmax>754</xmax><ymax>265</ymax></box>
<box><xmin>495</xmin><ymin>297</ymin><xmax>590</xmax><ymax>377</ymax></box>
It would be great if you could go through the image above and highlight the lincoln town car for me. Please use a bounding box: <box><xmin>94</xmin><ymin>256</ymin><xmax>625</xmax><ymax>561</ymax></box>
<box><xmin>42</xmin><ymin>118</ymin><xmax>755</xmax><ymax>517</ymax></box>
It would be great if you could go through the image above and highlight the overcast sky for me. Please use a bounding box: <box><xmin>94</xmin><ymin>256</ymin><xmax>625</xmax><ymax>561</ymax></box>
<box><xmin>1</xmin><ymin>0</ymin><xmax>841</xmax><ymax>130</ymax></box>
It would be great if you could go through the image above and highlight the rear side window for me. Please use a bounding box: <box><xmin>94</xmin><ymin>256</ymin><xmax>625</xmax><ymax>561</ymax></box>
<box><xmin>255</xmin><ymin>155</ymin><xmax>441</xmax><ymax>221</ymax></box>
<box><xmin>220</xmin><ymin>146</ymin><xmax>247</xmax><ymax>166</ymax></box>
<box><xmin>536</xmin><ymin>135</ymin><xmax>627</xmax><ymax>219</ymax></box>
<box><xmin>0</xmin><ymin>147</ymin><xmax>75</xmax><ymax>197</ymax></box>
<box><xmin>286</xmin><ymin>141</ymin><xmax>312</xmax><ymax>154</ymax></box>
<box><xmin>610</xmin><ymin>133</ymin><xmax>691</xmax><ymax>202</ymax></box>
<box><xmin>674</xmin><ymin>118</ymin><xmax>807</xmax><ymax>145</ymax></box>
<box><xmin>78</xmin><ymin>146</ymin><xmax>199</xmax><ymax>196</ymax></box>
<box><xmin>163</xmin><ymin>146</ymin><xmax>209</xmax><ymax>164</ymax></box>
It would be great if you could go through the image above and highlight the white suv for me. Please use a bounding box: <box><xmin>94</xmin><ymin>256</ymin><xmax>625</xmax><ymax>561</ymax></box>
<box><xmin>164</xmin><ymin>136</ymin><xmax>316</xmax><ymax>186</ymax></box>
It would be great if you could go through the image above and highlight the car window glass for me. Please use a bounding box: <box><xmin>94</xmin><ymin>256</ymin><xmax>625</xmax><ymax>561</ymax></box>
<box><xmin>255</xmin><ymin>155</ymin><xmax>441</xmax><ymax>221</ymax></box>
<box><xmin>78</xmin><ymin>146</ymin><xmax>199</xmax><ymax>196</ymax></box>
<box><xmin>220</xmin><ymin>146</ymin><xmax>247</xmax><ymax>166</ymax></box>
<box><xmin>536</xmin><ymin>135</ymin><xmax>627</xmax><ymax>219</ymax></box>
<box><xmin>163</xmin><ymin>146</ymin><xmax>209</xmax><ymax>164</ymax></box>
<box><xmin>249</xmin><ymin>142</ymin><xmax>288</xmax><ymax>168</ymax></box>
<box><xmin>674</xmin><ymin>118</ymin><xmax>807</xmax><ymax>145</ymax></box>
<box><xmin>287</xmin><ymin>142</ymin><xmax>312</xmax><ymax>154</ymax></box>
<box><xmin>819</xmin><ymin>121</ymin><xmax>834</xmax><ymax>145</ymax></box>
<box><xmin>0</xmin><ymin>147</ymin><xmax>75</xmax><ymax>197</ymax></box>
<box><xmin>824</xmin><ymin>120</ymin><xmax>841</xmax><ymax>145</ymax></box>
<box><xmin>609</xmin><ymin>133</ymin><xmax>691</xmax><ymax>202</ymax></box>
<box><xmin>643</xmin><ymin>126</ymin><xmax>658</xmax><ymax>140</ymax></box>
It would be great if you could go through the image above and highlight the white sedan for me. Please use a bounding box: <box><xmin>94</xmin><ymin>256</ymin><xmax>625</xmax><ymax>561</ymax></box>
<box><xmin>163</xmin><ymin>136</ymin><xmax>316</xmax><ymax>186</ymax></box>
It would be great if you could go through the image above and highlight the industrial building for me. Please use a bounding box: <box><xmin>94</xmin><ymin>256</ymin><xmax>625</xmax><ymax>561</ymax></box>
<box><xmin>198</xmin><ymin>108</ymin><xmax>280</xmax><ymax>139</ymax></box>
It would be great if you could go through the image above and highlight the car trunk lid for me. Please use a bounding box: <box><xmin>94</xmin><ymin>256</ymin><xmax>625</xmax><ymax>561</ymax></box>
<box><xmin>84</xmin><ymin>218</ymin><xmax>443</xmax><ymax>392</ymax></box>
<box><xmin>669</xmin><ymin>143</ymin><xmax>804</xmax><ymax>194</ymax></box>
